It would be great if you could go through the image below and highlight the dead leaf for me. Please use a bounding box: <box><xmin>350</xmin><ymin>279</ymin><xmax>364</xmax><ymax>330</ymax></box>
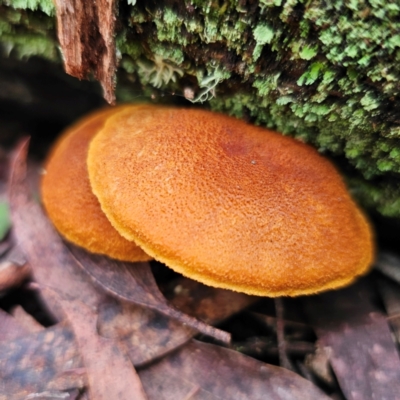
<box><xmin>44</xmin><ymin>288</ymin><xmax>148</xmax><ymax>400</ymax></box>
<box><xmin>9</xmin><ymin>139</ymin><xmax>105</xmax><ymax>318</ymax></box>
<box><xmin>165</xmin><ymin>277</ymin><xmax>257</xmax><ymax>324</ymax></box>
<box><xmin>68</xmin><ymin>244</ymin><xmax>231</xmax><ymax>343</ymax></box>
<box><xmin>303</xmin><ymin>281</ymin><xmax>400</xmax><ymax>400</ymax></box>
<box><xmin>53</xmin><ymin>0</ymin><xmax>117</xmax><ymax>104</ymax></box>
<box><xmin>0</xmin><ymin>322</ymin><xmax>84</xmax><ymax>400</ymax></box>
<box><xmin>11</xmin><ymin>305</ymin><xmax>45</xmax><ymax>334</ymax></box>
<box><xmin>1</xmin><ymin>282</ymin><xmax>268</xmax><ymax>397</ymax></box>
<box><xmin>98</xmin><ymin>277</ymin><xmax>256</xmax><ymax>367</ymax></box>
<box><xmin>0</xmin><ymin>308</ymin><xmax>29</xmax><ymax>341</ymax></box>
<box><xmin>138</xmin><ymin>340</ymin><xmax>331</xmax><ymax>400</ymax></box>
<box><xmin>98</xmin><ymin>299</ymin><xmax>195</xmax><ymax>367</ymax></box>
<box><xmin>0</xmin><ymin>246</ymin><xmax>31</xmax><ymax>292</ymax></box>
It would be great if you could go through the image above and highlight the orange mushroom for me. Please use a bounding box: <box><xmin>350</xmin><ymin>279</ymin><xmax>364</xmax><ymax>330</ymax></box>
<box><xmin>87</xmin><ymin>105</ymin><xmax>374</xmax><ymax>297</ymax></box>
<box><xmin>41</xmin><ymin>106</ymin><xmax>151</xmax><ymax>262</ymax></box>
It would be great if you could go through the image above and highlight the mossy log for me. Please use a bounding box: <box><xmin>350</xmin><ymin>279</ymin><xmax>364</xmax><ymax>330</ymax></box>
<box><xmin>1</xmin><ymin>0</ymin><xmax>400</xmax><ymax>217</ymax></box>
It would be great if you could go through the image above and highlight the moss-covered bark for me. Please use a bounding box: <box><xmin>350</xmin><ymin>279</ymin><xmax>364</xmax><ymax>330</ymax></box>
<box><xmin>1</xmin><ymin>0</ymin><xmax>400</xmax><ymax>217</ymax></box>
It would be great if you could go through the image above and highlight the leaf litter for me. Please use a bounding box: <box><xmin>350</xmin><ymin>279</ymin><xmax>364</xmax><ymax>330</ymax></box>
<box><xmin>68</xmin><ymin>244</ymin><xmax>231</xmax><ymax>343</ymax></box>
<box><xmin>303</xmin><ymin>280</ymin><xmax>400</xmax><ymax>400</ymax></box>
<box><xmin>0</xmin><ymin>137</ymin><xmax>350</xmax><ymax>400</ymax></box>
<box><xmin>43</xmin><ymin>287</ymin><xmax>148</xmax><ymax>400</ymax></box>
<box><xmin>2</xmin><ymin>137</ymin><xmax>400</xmax><ymax>398</ymax></box>
<box><xmin>138</xmin><ymin>340</ymin><xmax>330</xmax><ymax>400</ymax></box>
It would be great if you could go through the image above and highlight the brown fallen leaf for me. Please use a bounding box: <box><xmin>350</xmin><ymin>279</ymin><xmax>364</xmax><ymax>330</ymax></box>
<box><xmin>11</xmin><ymin>305</ymin><xmax>45</xmax><ymax>334</ymax></box>
<box><xmin>44</xmin><ymin>288</ymin><xmax>148</xmax><ymax>400</ymax></box>
<box><xmin>0</xmin><ymin>322</ymin><xmax>84</xmax><ymax>400</ymax></box>
<box><xmin>9</xmin><ymin>139</ymin><xmax>105</xmax><ymax>318</ymax></box>
<box><xmin>68</xmin><ymin>244</ymin><xmax>231</xmax><ymax>343</ymax></box>
<box><xmin>138</xmin><ymin>340</ymin><xmax>331</xmax><ymax>400</ymax></box>
<box><xmin>0</xmin><ymin>280</ymin><xmax>253</xmax><ymax>395</ymax></box>
<box><xmin>303</xmin><ymin>280</ymin><xmax>400</xmax><ymax>400</ymax></box>
<box><xmin>98</xmin><ymin>277</ymin><xmax>256</xmax><ymax>367</ymax></box>
<box><xmin>0</xmin><ymin>308</ymin><xmax>29</xmax><ymax>341</ymax></box>
<box><xmin>53</xmin><ymin>0</ymin><xmax>117</xmax><ymax>103</ymax></box>
<box><xmin>165</xmin><ymin>277</ymin><xmax>258</xmax><ymax>324</ymax></box>
<box><xmin>98</xmin><ymin>299</ymin><xmax>195</xmax><ymax>367</ymax></box>
<box><xmin>0</xmin><ymin>257</ymin><xmax>30</xmax><ymax>292</ymax></box>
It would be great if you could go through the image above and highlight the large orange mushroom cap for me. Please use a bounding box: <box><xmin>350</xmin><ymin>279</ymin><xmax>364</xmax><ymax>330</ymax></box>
<box><xmin>88</xmin><ymin>106</ymin><xmax>374</xmax><ymax>296</ymax></box>
<box><xmin>41</xmin><ymin>106</ymin><xmax>151</xmax><ymax>262</ymax></box>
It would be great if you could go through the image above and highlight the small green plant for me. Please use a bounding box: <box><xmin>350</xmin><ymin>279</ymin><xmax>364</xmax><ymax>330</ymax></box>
<box><xmin>0</xmin><ymin>202</ymin><xmax>10</xmax><ymax>241</ymax></box>
<box><xmin>136</xmin><ymin>55</ymin><xmax>184</xmax><ymax>88</ymax></box>
<box><xmin>190</xmin><ymin>65</ymin><xmax>230</xmax><ymax>103</ymax></box>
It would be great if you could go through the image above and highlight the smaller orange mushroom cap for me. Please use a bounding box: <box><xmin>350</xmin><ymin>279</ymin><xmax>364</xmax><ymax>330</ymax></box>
<box><xmin>41</xmin><ymin>105</ymin><xmax>151</xmax><ymax>262</ymax></box>
<box><xmin>88</xmin><ymin>106</ymin><xmax>374</xmax><ymax>297</ymax></box>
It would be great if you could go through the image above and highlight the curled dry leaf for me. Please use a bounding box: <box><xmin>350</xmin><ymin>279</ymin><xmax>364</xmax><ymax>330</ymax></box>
<box><xmin>98</xmin><ymin>277</ymin><xmax>256</xmax><ymax>367</ymax></box>
<box><xmin>98</xmin><ymin>299</ymin><xmax>195</xmax><ymax>367</ymax></box>
<box><xmin>303</xmin><ymin>281</ymin><xmax>400</xmax><ymax>400</ymax></box>
<box><xmin>43</xmin><ymin>288</ymin><xmax>148</xmax><ymax>400</ymax></box>
<box><xmin>68</xmin><ymin>244</ymin><xmax>231</xmax><ymax>343</ymax></box>
<box><xmin>138</xmin><ymin>340</ymin><xmax>331</xmax><ymax>400</ymax></box>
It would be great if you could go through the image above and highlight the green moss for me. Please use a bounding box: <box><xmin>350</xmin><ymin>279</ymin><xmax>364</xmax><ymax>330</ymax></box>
<box><xmin>253</xmin><ymin>23</ymin><xmax>274</xmax><ymax>60</ymax></box>
<box><xmin>0</xmin><ymin>7</ymin><xmax>58</xmax><ymax>60</ymax></box>
<box><xmin>1</xmin><ymin>33</ymin><xmax>56</xmax><ymax>59</ymax></box>
<box><xmin>3</xmin><ymin>0</ymin><xmax>400</xmax><ymax>217</ymax></box>
<box><xmin>116</xmin><ymin>34</ymin><xmax>143</xmax><ymax>60</ymax></box>
<box><xmin>297</xmin><ymin>62</ymin><xmax>324</xmax><ymax>86</ymax></box>
<box><xmin>2</xmin><ymin>0</ymin><xmax>55</xmax><ymax>16</ymax></box>
<box><xmin>299</xmin><ymin>44</ymin><xmax>318</xmax><ymax>60</ymax></box>
<box><xmin>154</xmin><ymin>8</ymin><xmax>186</xmax><ymax>44</ymax></box>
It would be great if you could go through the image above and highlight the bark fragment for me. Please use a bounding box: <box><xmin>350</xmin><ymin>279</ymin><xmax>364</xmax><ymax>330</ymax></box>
<box><xmin>53</xmin><ymin>0</ymin><xmax>117</xmax><ymax>104</ymax></box>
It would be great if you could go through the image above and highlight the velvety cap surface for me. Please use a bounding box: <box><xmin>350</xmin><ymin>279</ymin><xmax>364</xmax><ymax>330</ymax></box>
<box><xmin>41</xmin><ymin>106</ymin><xmax>151</xmax><ymax>262</ymax></box>
<box><xmin>88</xmin><ymin>106</ymin><xmax>374</xmax><ymax>296</ymax></box>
